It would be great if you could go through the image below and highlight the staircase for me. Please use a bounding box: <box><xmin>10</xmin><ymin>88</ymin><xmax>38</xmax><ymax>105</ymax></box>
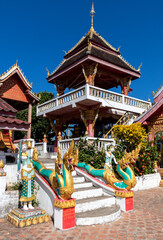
<box><xmin>2</xmin><ymin>130</ymin><xmax>16</xmax><ymax>152</ymax></box>
<box><xmin>36</xmin><ymin>163</ymin><xmax>121</xmax><ymax>225</ymax></box>
<box><xmin>104</xmin><ymin>112</ymin><xmax>137</xmax><ymax>139</ymax></box>
<box><xmin>71</xmin><ymin>171</ymin><xmax>121</xmax><ymax>225</ymax></box>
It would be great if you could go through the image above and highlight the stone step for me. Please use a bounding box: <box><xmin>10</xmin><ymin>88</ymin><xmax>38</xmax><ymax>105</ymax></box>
<box><xmin>75</xmin><ymin>195</ymin><xmax>115</xmax><ymax>213</ymax></box>
<box><xmin>74</xmin><ymin>181</ymin><xmax>93</xmax><ymax>189</ymax></box>
<box><xmin>44</xmin><ymin>163</ymin><xmax>55</xmax><ymax>169</ymax></box>
<box><xmin>72</xmin><ymin>187</ymin><xmax>103</xmax><ymax>200</ymax></box>
<box><xmin>73</xmin><ymin>176</ymin><xmax>85</xmax><ymax>184</ymax></box>
<box><xmin>76</xmin><ymin>205</ymin><xmax>121</xmax><ymax>225</ymax></box>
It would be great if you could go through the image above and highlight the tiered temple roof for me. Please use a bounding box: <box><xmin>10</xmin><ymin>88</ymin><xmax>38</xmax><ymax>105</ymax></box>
<box><xmin>47</xmin><ymin>26</ymin><xmax>141</xmax><ymax>90</ymax></box>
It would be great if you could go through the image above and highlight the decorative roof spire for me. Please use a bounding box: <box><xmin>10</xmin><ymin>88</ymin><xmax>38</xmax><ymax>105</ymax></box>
<box><xmin>90</xmin><ymin>2</ymin><xmax>95</xmax><ymax>31</ymax></box>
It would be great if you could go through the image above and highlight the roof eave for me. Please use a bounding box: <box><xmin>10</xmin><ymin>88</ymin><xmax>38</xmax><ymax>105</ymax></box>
<box><xmin>47</xmin><ymin>55</ymin><xmax>141</xmax><ymax>83</ymax></box>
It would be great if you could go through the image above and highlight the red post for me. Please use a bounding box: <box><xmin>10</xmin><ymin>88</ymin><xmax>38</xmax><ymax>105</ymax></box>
<box><xmin>87</xmin><ymin>120</ymin><xmax>94</xmax><ymax>137</ymax></box>
<box><xmin>27</xmin><ymin>103</ymin><xmax>32</xmax><ymax>139</ymax></box>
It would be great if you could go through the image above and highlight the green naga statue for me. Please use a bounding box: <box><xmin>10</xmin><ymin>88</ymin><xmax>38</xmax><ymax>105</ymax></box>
<box><xmin>77</xmin><ymin>144</ymin><xmax>141</xmax><ymax>195</ymax></box>
<box><xmin>32</xmin><ymin>140</ymin><xmax>78</xmax><ymax>204</ymax></box>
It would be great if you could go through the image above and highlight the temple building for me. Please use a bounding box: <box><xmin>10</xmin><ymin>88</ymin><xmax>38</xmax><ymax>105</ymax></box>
<box><xmin>135</xmin><ymin>86</ymin><xmax>163</xmax><ymax>168</ymax></box>
<box><xmin>0</xmin><ymin>62</ymin><xmax>39</xmax><ymax>162</ymax></box>
<box><xmin>37</xmin><ymin>4</ymin><xmax>151</xmax><ymax>153</ymax></box>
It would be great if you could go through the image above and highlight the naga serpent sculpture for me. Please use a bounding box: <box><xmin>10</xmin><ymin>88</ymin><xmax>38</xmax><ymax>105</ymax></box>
<box><xmin>32</xmin><ymin>140</ymin><xmax>78</xmax><ymax>201</ymax></box>
<box><xmin>77</xmin><ymin>144</ymin><xmax>141</xmax><ymax>192</ymax></box>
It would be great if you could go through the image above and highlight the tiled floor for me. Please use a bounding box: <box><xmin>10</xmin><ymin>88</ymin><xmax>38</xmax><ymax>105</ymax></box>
<box><xmin>0</xmin><ymin>187</ymin><xmax>163</xmax><ymax>240</ymax></box>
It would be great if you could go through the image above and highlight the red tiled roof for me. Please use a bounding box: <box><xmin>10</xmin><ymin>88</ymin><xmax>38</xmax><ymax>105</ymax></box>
<box><xmin>0</xmin><ymin>97</ymin><xmax>17</xmax><ymax>113</ymax></box>
<box><xmin>0</xmin><ymin>116</ymin><xmax>29</xmax><ymax>125</ymax></box>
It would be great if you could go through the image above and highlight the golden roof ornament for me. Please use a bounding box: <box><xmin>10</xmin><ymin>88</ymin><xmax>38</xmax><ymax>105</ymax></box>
<box><xmin>152</xmin><ymin>91</ymin><xmax>155</xmax><ymax>96</ymax></box>
<box><xmin>117</xmin><ymin>46</ymin><xmax>121</xmax><ymax>52</ymax></box>
<box><xmin>138</xmin><ymin>63</ymin><xmax>142</xmax><ymax>72</ymax></box>
<box><xmin>90</xmin><ymin>2</ymin><xmax>95</xmax><ymax>31</ymax></box>
<box><xmin>46</xmin><ymin>67</ymin><xmax>50</xmax><ymax>77</ymax></box>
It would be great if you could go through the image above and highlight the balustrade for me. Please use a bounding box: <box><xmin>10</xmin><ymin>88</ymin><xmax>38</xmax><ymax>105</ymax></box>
<box><xmin>37</xmin><ymin>84</ymin><xmax>151</xmax><ymax>116</ymax></box>
<box><xmin>58</xmin><ymin>137</ymin><xmax>115</xmax><ymax>157</ymax></box>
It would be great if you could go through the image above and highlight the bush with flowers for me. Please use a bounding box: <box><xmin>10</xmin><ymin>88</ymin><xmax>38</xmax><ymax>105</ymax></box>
<box><xmin>133</xmin><ymin>141</ymin><xmax>160</xmax><ymax>176</ymax></box>
<box><xmin>75</xmin><ymin>138</ymin><xmax>105</xmax><ymax>169</ymax></box>
<box><xmin>112</xmin><ymin>123</ymin><xmax>160</xmax><ymax>176</ymax></box>
<box><xmin>112</xmin><ymin>123</ymin><xmax>147</xmax><ymax>152</ymax></box>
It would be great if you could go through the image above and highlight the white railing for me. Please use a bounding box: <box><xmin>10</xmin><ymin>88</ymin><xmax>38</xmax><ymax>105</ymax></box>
<box><xmin>89</xmin><ymin>86</ymin><xmax>123</xmax><ymax>103</ymax></box>
<box><xmin>37</xmin><ymin>84</ymin><xmax>151</xmax><ymax>116</ymax></box>
<box><xmin>37</xmin><ymin>99</ymin><xmax>56</xmax><ymax>114</ymax></box>
<box><xmin>47</xmin><ymin>144</ymin><xmax>54</xmax><ymax>153</ymax></box>
<box><xmin>89</xmin><ymin>85</ymin><xmax>150</xmax><ymax>109</ymax></box>
<box><xmin>37</xmin><ymin>85</ymin><xmax>85</xmax><ymax>114</ymax></box>
<box><xmin>58</xmin><ymin>86</ymin><xmax>85</xmax><ymax>105</ymax></box>
<box><xmin>58</xmin><ymin>137</ymin><xmax>115</xmax><ymax>158</ymax></box>
<box><xmin>124</xmin><ymin>96</ymin><xmax>150</xmax><ymax>109</ymax></box>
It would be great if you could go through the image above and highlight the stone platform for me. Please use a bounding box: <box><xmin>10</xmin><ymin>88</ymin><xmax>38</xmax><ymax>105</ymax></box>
<box><xmin>7</xmin><ymin>207</ymin><xmax>50</xmax><ymax>228</ymax></box>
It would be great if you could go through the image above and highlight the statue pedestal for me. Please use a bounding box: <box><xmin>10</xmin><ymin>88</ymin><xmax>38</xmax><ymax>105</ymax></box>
<box><xmin>0</xmin><ymin>173</ymin><xmax>6</xmax><ymax>195</ymax></box>
<box><xmin>116</xmin><ymin>197</ymin><xmax>133</xmax><ymax>212</ymax></box>
<box><xmin>54</xmin><ymin>199</ymin><xmax>76</xmax><ymax>231</ymax></box>
<box><xmin>7</xmin><ymin>208</ymin><xmax>51</xmax><ymax>228</ymax></box>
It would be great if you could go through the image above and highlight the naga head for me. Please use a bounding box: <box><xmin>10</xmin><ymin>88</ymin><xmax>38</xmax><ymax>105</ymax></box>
<box><xmin>118</xmin><ymin>144</ymin><xmax>141</xmax><ymax>169</ymax></box>
<box><xmin>63</xmin><ymin>139</ymin><xmax>74</xmax><ymax>167</ymax></box>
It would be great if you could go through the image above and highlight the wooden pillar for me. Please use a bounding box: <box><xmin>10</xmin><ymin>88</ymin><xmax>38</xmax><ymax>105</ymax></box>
<box><xmin>54</xmin><ymin>131</ymin><xmax>58</xmax><ymax>152</ymax></box>
<box><xmin>80</xmin><ymin>109</ymin><xmax>99</xmax><ymax>138</ymax></box>
<box><xmin>122</xmin><ymin>86</ymin><xmax>128</xmax><ymax>96</ymax></box>
<box><xmin>121</xmin><ymin>79</ymin><xmax>128</xmax><ymax>96</ymax></box>
<box><xmin>87</xmin><ymin>120</ymin><xmax>94</xmax><ymax>137</ymax></box>
<box><xmin>27</xmin><ymin>103</ymin><xmax>32</xmax><ymax>139</ymax></box>
<box><xmin>82</xmin><ymin>64</ymin><xmax>98</xmax><ymax>86</ymax></box>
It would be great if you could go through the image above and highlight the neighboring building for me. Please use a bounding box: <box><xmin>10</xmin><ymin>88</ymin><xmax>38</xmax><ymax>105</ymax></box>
<box><xmin>0</xmin><ymin>62</ymin><xmax>39</xmax><ymax>161</ymax></box>
<box><xmin>135</xmin><ymin>86</ymin><xmax>163</xmax><ymax>167</ymax></box>
<box><xmin>37</xmin><ymin>5</ymin><xmax>151</xmax><ymax>153</ymax></box>
<box><xmin>135</xmin><ymin>86</ymin><xmax>163</xmax><ymax>141</ymax></box>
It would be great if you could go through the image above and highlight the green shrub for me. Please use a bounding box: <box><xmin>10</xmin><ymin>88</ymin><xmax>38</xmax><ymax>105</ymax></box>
<box><xmin>75</xmin><ymin>138</ymin><xmax>105</xmax><ymax>169</ymax></box>
<box><xmin>133</xmin><ymin>141</ymin><xmax>160</xmax><ymax>176</ymax></box>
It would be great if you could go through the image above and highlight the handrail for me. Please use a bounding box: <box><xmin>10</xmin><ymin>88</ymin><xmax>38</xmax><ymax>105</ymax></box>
<box><xmin>104</xmin><ymin>113</ymin><xmax>126</xmax><ymax>139</ymax></box>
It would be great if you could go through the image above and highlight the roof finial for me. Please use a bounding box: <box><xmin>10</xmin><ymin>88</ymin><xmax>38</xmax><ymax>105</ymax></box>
<box><xmin>16</xmin><ymin>60</ymin><xmax>18</xmax><ymax>67</ymax></box>
<box><xmin>90</xmin><ymin>2</ymin><xmax>95</xmax><ymax>31</ymax></box>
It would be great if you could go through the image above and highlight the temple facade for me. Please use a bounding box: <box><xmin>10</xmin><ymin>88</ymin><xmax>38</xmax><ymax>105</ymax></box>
<box><xmin>0</xmin><ymin>62</ymin><xmax>39</xmax><ymax>161</ymax></box>
<box><xmin>135</xmin><ymin>86</ymin><xmax>163</xmax><ymax>167</ymax></box>
<box><xmin>37</xmin><ymin>6</ymin><xmax>151</xmax><ymax>153</ymax></box>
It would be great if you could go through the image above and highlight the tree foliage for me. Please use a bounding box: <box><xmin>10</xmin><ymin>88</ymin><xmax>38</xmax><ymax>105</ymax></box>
<box><xmin>15</xmin><ymin>91</ymin><xmax>54</xmax><ymax>142</ymax></box>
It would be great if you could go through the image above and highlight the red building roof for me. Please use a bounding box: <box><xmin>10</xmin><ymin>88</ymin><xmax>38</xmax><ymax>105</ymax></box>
<box><xmin>0</xmin><ymin>97</ymin><xmax>30</xmax><ymax>131</ymax></box>
<box><xmin>0</xmin><ymin>97</ymin><xmax>17</xmax><ymax>113</ymax></box>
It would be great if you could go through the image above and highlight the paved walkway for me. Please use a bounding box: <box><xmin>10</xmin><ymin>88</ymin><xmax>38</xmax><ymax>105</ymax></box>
<box><xmin>0</xmin><ymin>187</ymin><xmax>163</xmax><ymax>240</ymax></box>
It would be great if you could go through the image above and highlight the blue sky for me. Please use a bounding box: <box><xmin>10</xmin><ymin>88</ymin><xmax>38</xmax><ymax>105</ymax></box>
<box><xmin>0</xmin><ymin>0</ymin><xmax>163</xmax><ymax>101</ymax></box>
